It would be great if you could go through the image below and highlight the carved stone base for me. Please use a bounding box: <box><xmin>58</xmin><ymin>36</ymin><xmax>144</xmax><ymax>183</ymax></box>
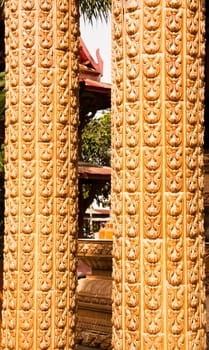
<box><xmin>76</xmin><ymin>240</ymin><xmax>112</xmax><ymax>350</ymax></box>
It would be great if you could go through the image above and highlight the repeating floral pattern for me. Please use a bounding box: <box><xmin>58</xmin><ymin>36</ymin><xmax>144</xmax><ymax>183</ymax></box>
<box><xmin>2</xmin><ymin>0</ymin><xmax>207</xmax><ymax>349</ymax></box>
<box><xmin>3</xmin><ymin>0</ymin><xmax>79</xmax><ymax>349</ymax></box>
<box><xmin>111</xmin><ymin>0</ymin><xmax>206</xmax><ymax>349</ymax></box>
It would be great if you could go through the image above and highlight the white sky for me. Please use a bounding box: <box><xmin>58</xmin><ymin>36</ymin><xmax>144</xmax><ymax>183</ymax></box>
<box><xmin>80</xmin><ymin>16</ymin><xmax>111</xmax><ymax>83</ymax></box>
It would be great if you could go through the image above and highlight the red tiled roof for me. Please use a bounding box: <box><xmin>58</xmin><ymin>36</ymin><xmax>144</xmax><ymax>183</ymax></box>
<box><xmin>79</xmin><ymin>38</ymin><xmax>111</xmax><ymax>111</ymax></box>
<box><xmin>80</xmin><ymin>37</ymin><xmax>103</xmax><ymax>77</ymax></box>
<box><xmin>78</xmin><ymin>164</ymin><xmax>111</xmax><ymax>180</ymax></box>
<box><xmin>83</xmin><ymin>79</ymin><xmax>111</xmax><ymax>89</ymax></box>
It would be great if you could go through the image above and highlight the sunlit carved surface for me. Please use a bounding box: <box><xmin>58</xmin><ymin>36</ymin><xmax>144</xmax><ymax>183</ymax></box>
<box><xmin>2</xmin><ymin>0</ymin><xmax>207</xmax><ymax>348</ymax></box>
<box><xmin>205</xmin><ymin>242</ymin><xmax>209</xmax><ymax>345</ymax></box>
<box><xmin>3</xmin><ymin>0</ymin><xmax>79</xmax><ymax>348</ymax></box>
<box><xmin>111</xmin><ymin>1</ymin><xmax>206</xmax><ymax>349</ymax></box>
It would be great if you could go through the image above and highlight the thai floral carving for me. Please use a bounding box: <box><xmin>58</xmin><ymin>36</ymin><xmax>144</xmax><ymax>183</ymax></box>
<box><xmin>2</xmin><ymin>0</ymin><xmax>206</xmax><ymax>348</ymax></box>
<box><xmin>112</xmin><ymin>0</ymin><xmax>205</xmax><ymax>348</ymax></box>
<box><xmin>3</xmin><ymin>0</ymin><xmax>79</xmax><ymax>348</ymax></box>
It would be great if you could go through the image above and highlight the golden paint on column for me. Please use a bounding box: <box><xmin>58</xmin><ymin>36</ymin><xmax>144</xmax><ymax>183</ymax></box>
<box><xmin>2</xmin><ymin>0</ymin><xmax>79</xmax><ymax>349</ymax></box>
<box><xmin>111</xmin><ymin>1</ymin><xmax>141</xmax><ymax>349</ymax></box>
<box><xmin>186</xmin><ymin>0</ymin><xmax>206</xmax><ymax>348</ymax></box>
<box><xmin>111</xmin><ymin>0</ymin><xmax>206</xmax><ymax>349</ymax></box>
<box><xmin>142</xmin><ymin>0</ymin><xmax>163</xmax><ymax>347</ymax></box>
<box><xmin>164</xmin><ymin>1</ymin><xmax>185</xmax><ymax>349</ymax></box>
<box><xmin>3</xmin><ymin>0</ymin><xmax>20</xmax><ymax>347</ymax></box>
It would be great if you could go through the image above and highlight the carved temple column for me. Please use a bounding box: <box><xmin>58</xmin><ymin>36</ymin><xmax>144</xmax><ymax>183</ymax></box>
<box><xmin>111</xmin><ymin>0</ymin><xmax>206</xmax><ymax>349</ymax></box>
<box><xmin>2</xmin><ymin>0</ymin><xmax>79</xmax><ymax>349</ymax></box>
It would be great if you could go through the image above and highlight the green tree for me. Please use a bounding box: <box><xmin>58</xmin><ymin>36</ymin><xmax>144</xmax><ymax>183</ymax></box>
<box><xmin>0</xmin><ymin>72</ymin><xmax>5</xmax><ymax>119</ymax></box>
<box><xmin>79</xmin><ymin>112</ymin><xmax>111</xmax><ymax>236</ymax></box>
<box><xmin>81</xmin><ymin>112</ymin><xmax>111</xmax><ymax>166</ymax></box>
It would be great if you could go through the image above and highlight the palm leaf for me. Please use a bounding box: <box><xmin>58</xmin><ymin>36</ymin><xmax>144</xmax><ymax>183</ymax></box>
<box><xmin>79</xmin><ymin>0</ymin><xmax>111</xmax><ymax>23</ymax></box>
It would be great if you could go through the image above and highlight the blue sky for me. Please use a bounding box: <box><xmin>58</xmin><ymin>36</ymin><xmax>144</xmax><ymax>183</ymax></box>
<box><xmin>80</xmin><ymin>17</ymin><xmax>111</xmax><ymax>83</ymax></box>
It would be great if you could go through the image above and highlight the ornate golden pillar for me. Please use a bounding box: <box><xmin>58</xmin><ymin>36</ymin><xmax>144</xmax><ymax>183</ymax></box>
<box><xmin>111</xmin><ymin>0</ymin><xmax>206</xmax><ymax>349</ymax></box>
<box><xmin>2</xmin><ymin>0</ymin><xmax>79</xmax><ymax>349</ymax></box>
